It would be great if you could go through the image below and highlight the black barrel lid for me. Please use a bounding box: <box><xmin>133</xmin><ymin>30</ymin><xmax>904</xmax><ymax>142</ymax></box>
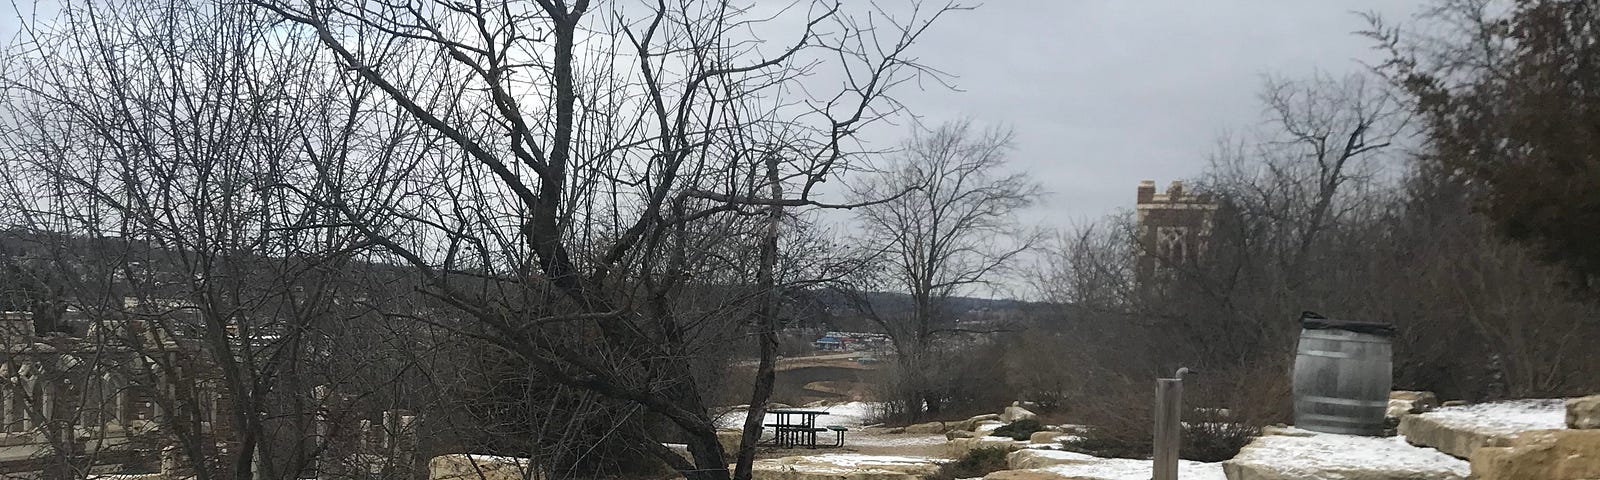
<box><xmin>1300</xmin><ymin>311</ymin><xmax>1396</xmax><ymax>337</ymax></box>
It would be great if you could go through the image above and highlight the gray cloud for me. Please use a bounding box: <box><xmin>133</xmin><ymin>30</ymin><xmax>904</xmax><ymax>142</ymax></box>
<box><xmin>869</xmin><ymin>0</ymin><xmax>1430</xmax><ymax>227</ymax></box>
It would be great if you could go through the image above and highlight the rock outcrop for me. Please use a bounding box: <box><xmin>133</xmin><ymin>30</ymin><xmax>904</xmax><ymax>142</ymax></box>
<box><xmin>429</xmin><ymin>454</ymin><xmax>531</xmax><ymax>480</ymax></box>
<box><xmin>902</xmin><ymin>421</ymin><xmax>948</xmax><ymax>434</ymax></box>
<box><xmin>986</xmin><ymin>458</ymin><xmax>1223</xmax><ymax>480</ymax></box>
<box><xmin>1258</xmin><ymin>425</ymin><xmax>1316</xmax><ymax>437</ymax></box>
<box><xmin>1386</xmin><ymin>391</ymin><xmax>1438</xmax><ymax>419</ymax></box>
<box><xmin>1028</xmin><ymin>431</ymin><xmax>1066</xmax><ymax>444</ymax></box>
<box><xmin>1470</xmin><ymin>429</ymin><xmax>1600</xmax><ymax>480</ymax></box>
<box><xmin>1397</xmin><ymin>414</ymin><xmax>1513</xmax><ymax>459</ymax></box>
<box><xmin>1000</xmin><ymin>405</ymin><xmax>1037</xmax><ymax>423</ymax></box>
<box><xmin>947</xmin><ymin>436</ymin><xmax>1026</xmax><ymax>457</ymax></box>
<box><xmin>718</xmin><ymin>429</ymin><xmax>745</xmax><ymax>458</ymax></box>
<box><xmin>1223</xmin><ymin>431</ymin><xmax>1467</xmax><ymax>480</ymax></box>
<box><xmin>983</xmin><ymin>469</ymin><xmax>1072</xmax><ymax>480</ymax></box>
<box><xmin>1567</xmin><ymin>394</ymin><xmax>1600</xmax><ymax>430</ymax></box>
<box><xmin>1397</xmin><ymin>399</ymin><xmax>1566</xmax><ymax>458</ymax></box>
<box><xmin>952</xmin><ymin>413</ymin><xmax>1002</xmax><ymax>432</ymax></box>
<box><xmin>747</xmin><ymin>454</ymin><xmax>941</xmax><ymax>480</ymax></box>
<box><xmin>1005</xmin><ymin>449</ymin><xmax>1096</xmax><ymax>470</ymax></box>
<box><xmin>945</xmin><ymin>430</ymin><xmax>978</xmax><ymax>440</ymax></box>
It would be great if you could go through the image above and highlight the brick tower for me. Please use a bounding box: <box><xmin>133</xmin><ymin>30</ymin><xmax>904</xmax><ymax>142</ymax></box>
<box><xmin>1135</xmin><ymin>180</ymin><xmax>1218</xmax><ymax>285</ymax></box>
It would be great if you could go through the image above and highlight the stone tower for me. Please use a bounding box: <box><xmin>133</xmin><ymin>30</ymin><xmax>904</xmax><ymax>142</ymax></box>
<box><xmin>1135</xmin><ymin>180</ymin><xmax>1218</xmax><ymax>285</ymax></box>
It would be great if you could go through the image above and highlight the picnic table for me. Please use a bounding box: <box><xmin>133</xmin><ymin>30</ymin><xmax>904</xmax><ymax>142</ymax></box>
<box><xmin>764</xmin><ymin>409</ymin><xmax>846</xmax><ymax>448</ymax></box>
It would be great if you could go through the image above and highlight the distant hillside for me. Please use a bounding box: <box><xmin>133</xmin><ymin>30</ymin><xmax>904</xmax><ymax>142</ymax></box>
<box><xmin>791</xmin><ymin>288</ymin><xmax>1054</xmax><ymax>332</ymax></box>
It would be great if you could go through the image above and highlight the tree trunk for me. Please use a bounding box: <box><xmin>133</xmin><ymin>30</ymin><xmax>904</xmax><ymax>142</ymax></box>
<box><xmin>734</xmin><ymin>154</ymin><xmax>784</xmax><ymax>479</ymax></box>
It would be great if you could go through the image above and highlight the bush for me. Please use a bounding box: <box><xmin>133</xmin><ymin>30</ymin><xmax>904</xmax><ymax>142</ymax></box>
<box><xmin>928</xmin><ymin>447</ymin><xmax>1011</xmax><ymax>480</ymax></box>
<box><xmin>1181</xmin><ymin>422</ymin><xmax>1258</xmax><ymax>462</ymax></box>
<box><xmin>1059</xmin><ymin>427</ymin><xmax>1149</xmax><ymax>460</ymax></box>
<box><xmin>991</xmin><ymin>419</ymin><xmax>1043</xmax><ymax>441</ymax></box>
<box><xmin>1057</xmin><ymin>422</ymin><xmax>1259</xmax><ymax>463</ymax></box>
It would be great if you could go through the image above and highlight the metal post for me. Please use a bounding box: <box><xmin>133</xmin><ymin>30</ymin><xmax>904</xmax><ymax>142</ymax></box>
<box><xmin>1154</xmin><ymin>368</ymin><xmax>1191</xmax><ymax>480</ymax></box>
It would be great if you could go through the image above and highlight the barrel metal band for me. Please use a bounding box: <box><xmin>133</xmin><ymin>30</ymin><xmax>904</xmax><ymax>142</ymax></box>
<box><xmin>1298</xmin><ymin>349</ymin><xmax>1354</xmax><ymax>359</ymax></box>
<box><xmin>1300</xmin><ymin>330</ymin><xmax>1392</xmax><ymax>344</ymax></box>
<box><xmin>1297</xmin><ymin>413</ymin><xmax>1383</xmax><ymax>425</ymax></box>
<box><xmin>1299</xmin><ymin>395</ymin><xmax>1389</xmax><ymax>408</ymax></box>
<box><xmin>1294</xmin><ymin>421</ymin><xmax>1381</xmax><ymax>435</ymax></box>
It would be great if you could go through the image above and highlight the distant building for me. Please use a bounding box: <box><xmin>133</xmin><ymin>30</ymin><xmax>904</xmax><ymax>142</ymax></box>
<box><xmin>1135</xmin><ymin>180</ymin><xmax>1218</xmax><ymax>286</ymax></box>
<box><xmin>814</xmin><ymin>336</ymin><xmax>845</xmax><ymax>351</ymax></box>
<box><xmin>813</xmin><ymin>331</ymin><xmax>891</xmax><ymax>352</ymax></box>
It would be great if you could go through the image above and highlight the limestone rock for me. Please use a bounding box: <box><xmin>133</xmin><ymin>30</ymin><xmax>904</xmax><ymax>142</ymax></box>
<box><xmin>1384</xmin><ymin>400</ymin><xmax>1410</xmax><ymax>420</ymax></box>
<box><xmin>429</xmin><ymin>454</ymin><xmax>531</xmax><ymax>480</ymax></box>
<box><xmin>1386</xmin><ymin>391</ymin><xmax>1438</xmax><ymax>419</ymax></box>
<box><xmin>947</xmin><ymin>436</ymin><xmax>1026</xmax><ymax>457</ymax></box>
<box><xmin>952</xmin><ymin>413</ymin><xmax>1002</xmax><ymax>432</ymax></box>
<box><xmin>1028</xmin><ymin>431</ymin><xmax>1065</xmax><ymax>444</ymax></box>
<box><xmin>902</xmin><ymin>421</ymin><xmax>947</xmax><ymax>434</ymax></box>
<box><xmin>1470</xmin><ymin>429</ymin><xmax>1600</xmax><ymax>480</ymax></box>
<box><xmin>1000</xmin><ymin>406</ymin><xmax>1037</xmax><ymax>423</ymax></box>
<box><xmin>717</xmin><ymin>429</ymin><xmax>745</xmax><ymax>458</ymax></box>
<box><xmin>1398</xmin><ymin>400</ymin><xmax>1566</xmax><ymax>458</ymax></box>
<box><xmin>1259</xmin><ymin>425</ymin><xmax>1316</xmax><ymax>437</ymax></box>
<box><xmin>747</xmin><ymin>454</ymin><xmax>940</xmax><ymax>480</ymax></box>
<box><xmin>1566</xmin><ymin>395</ymin><xmax>1600</xmax><ymax>429</ymax></box>
<box><xmin>984</xmin><ymin>469</ymin><xmax>1073</xmax><ymax>480</ymax></box>
<box><xmin>1390</xmin><ymin>391</ymin><xmax>1439</xmax><ymax>409</ymax></box>
<box><xmin>945</xmin><ymin>430</ymin><xmax>977</xmax><ymax>440</ymax></box>
<box><xmin>1224</xmin><ymin>431</ymin><xmax>1467</xmax><ymax>480</ymax></box>
<box><xmin>974</xmin><ymin>420</ymin><xmax>1006</xmax><ymax>435</ymax></box>
<box><xmin>1398</xmin><ymin>414</ymin><xmax>1512</xmax><ymax>459</ymax></box>
<box><xmin>986</xmin><ymin>458</ymin><xmax>1223</xmax><ymax>480</ymax></box>
<box><xmin>1006</xmin><ymin>449</ymin><xmax>1096</xmax><ymax>470</ymax></box>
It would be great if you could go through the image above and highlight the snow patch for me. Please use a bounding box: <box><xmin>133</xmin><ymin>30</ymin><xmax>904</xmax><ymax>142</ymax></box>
<box><xmin>1229</xmin><ymin>430</ymin><xmax>1468</xmax><ymax>478</ymax></box>
<box><xmin>848</xmin><ymin>434</ymin><xmax>948</xmax><ymax>447</ymax></box>
<box><xmin>715</xmin><ymin>401</ymin><xmax>881</xmax><ymax>430</ymax></box>
<box><xmin>1414</xmin><ymin>399</ymin><xmax>1567</xmax><ymax>435</ymax></box>
<box><xmin>1036</xmin><ymin>458</ymin><xmax>1223</xmax><ymax>480</ymax></box>
<box><xmin>790</xmin><ymin>453</ymin><xmax>943</xmax><ymax>467</ymax></box>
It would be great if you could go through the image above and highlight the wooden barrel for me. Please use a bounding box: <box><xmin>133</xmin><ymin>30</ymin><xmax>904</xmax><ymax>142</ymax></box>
<box><xmin>1292</xmin><ymin>312</ymin><xmax>1394</xmax><ymax>436</ymax></box>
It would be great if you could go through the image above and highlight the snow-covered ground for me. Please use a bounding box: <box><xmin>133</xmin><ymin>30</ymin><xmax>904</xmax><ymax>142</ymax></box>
<box><xmin>1228</xmin><ymin>431</ymin><xmax>1469</xmax><ymax>479</ymax></box>
<box><xmin>1413</xmin><ymin>398</ymin><xmax>1567</xmax><ymax>435</ymax></box>
<box><xmin>1031</xmin><ymin>458</ymin><xmax>1224</xmax><ymax>480</ymax></box>
<box><xmin>847</xmin><ymin>433</ymin><xmax>949</xmax><ymax>448</ymax></box>
<box><xmin>774</xmin><ymin>453</ymin><xmax>944</xmax><ymax>467</ymax></box>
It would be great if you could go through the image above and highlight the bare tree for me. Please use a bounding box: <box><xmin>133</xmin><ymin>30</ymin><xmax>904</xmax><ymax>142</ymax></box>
<box><xmin>1206</xmin><ymin>72</ymin><xmax>1406</xmax><ymax>284</ymax></box>
<box><xmin>842</xmin><ymin>119</ymin><xmax>1042</xmax><ymax>419</ymax></box>
<box><xmin>226</xmin><ymin>0</ymin><xmax>965</xmax><ymax>478</ymax></box>
<box><xmin>0</xmin><ymin>0</ymin><xmax>437</xmax><ymax>476</ymax></box>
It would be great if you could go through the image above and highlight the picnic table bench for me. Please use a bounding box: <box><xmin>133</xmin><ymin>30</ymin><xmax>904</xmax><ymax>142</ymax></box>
<box><xmin>764</xmin><ymin>409</ymin><xmax>848</xmax><ymax>448</ymax></box>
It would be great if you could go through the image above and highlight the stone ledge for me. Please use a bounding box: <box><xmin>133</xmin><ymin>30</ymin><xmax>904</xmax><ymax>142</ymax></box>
<box><xmin>987</xmin><ymin>457</ymin><xmax>1222</xmax><ymax>480</ymax></box>
<box><xmin>429</xmin><ymin>454</ymin><xmax>531</xmax><ymax>480</ymax></box>
<box><xmin>1223</xmin><ymin>431</ymin><xmax>1467</xmax><ymax>480</ymax></box>
<box><xmin>947</xmin><ymin>436</ymin><xmax>1027</xmax><ymax>457</ymax></box>
<box><xmin>1470</xmin><ymin>429</ymin><xmax>1600</xmax><ymax>480</ymax></box>
<box><xmin>1007</xmin><ymin>449</ymin><xmax>1098</xmax><ymax>470</ymax></box>
<box><xmin>1397</xmin><ymin>399</ymin><xmax>1565</xmax><ymax>459</ymax></box>
<box><xmin>748</xmin><ymin>454</ymin><xmax>941</xmax><ymax>480</ymax></box>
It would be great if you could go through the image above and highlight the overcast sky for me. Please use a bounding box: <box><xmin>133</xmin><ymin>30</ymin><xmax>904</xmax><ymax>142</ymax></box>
<box><xmin>858</xmin><ymin>0</ymin><xmax>1431</xmax><ymax>229</ymax></box>
<box><xmin>0</xmin><ymin>0</ymin><xmax>1434</xmax><ymax>249</ymax></box>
